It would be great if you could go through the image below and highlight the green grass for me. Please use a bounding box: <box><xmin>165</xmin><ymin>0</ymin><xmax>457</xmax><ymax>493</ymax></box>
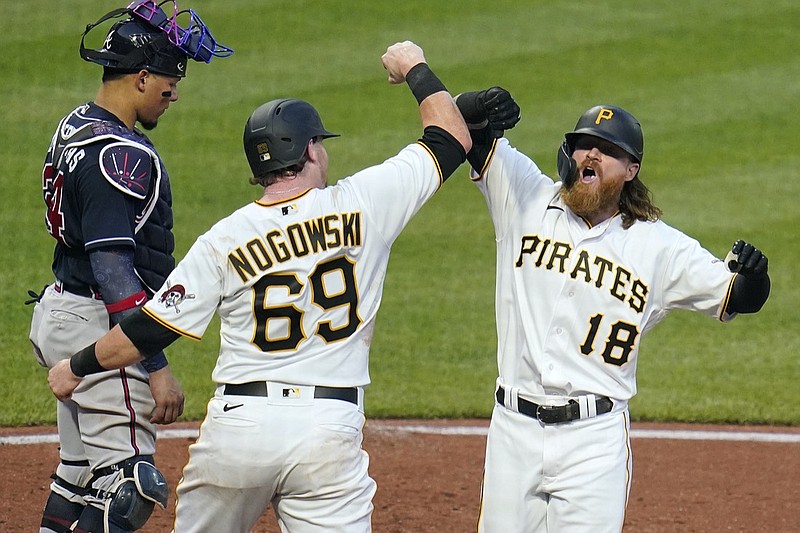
<box><xmin>1</xmin><ymin>0</ymin><xmax>798</xmax><ymax>426</ymax></box>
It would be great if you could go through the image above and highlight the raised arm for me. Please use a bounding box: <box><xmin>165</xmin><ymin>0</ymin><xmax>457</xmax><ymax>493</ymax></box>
<box><xmin>381</xmin><ymin>40</ymin><xmax>471</xmax><ymax>154</ymax></box>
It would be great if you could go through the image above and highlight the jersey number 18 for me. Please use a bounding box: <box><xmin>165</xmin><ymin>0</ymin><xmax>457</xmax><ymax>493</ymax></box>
<box><xmin>580</xmin><ymin>313</ymin><xmax>640</xmax><ymax>366</ymax></box>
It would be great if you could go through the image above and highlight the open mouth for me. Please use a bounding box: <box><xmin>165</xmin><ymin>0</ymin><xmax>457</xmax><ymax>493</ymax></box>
<box><xmin>580</xmin><ymin>166</ymin><xmax>597</xmax><ymax>183</ymax></box>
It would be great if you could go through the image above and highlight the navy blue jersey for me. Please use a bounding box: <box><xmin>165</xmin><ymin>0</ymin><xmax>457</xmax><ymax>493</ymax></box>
<box><xmin>41</xmin><ymin>102</ymin><xmax>175</xmax><ymax>295</ymax></box>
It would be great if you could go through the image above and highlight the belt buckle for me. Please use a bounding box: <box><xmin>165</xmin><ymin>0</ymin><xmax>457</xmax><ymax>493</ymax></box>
<box><xmin>535</xmin><ymin>404</ymin><xmax>562</xmax><ymax>424</ymax></box>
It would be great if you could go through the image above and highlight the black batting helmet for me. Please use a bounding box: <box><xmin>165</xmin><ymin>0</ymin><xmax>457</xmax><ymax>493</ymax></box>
<box><xmin>243</xmin><ymin>99</ymin><xmax>339</xmax><ymax>177</ymax></box>
<box><xmin>564</xmin><ymin>105</ymin><xmax>643</xmax><ymax>163</ymax></box>
<box><xmin>557</xmin><ymin>104</ymin><xmax>643</xmax><ymax>186</ymax></box>
<box><xmin>81</xmin><ymin>18</ymin><xmax>188</xmax><ymax>77</ymax></box>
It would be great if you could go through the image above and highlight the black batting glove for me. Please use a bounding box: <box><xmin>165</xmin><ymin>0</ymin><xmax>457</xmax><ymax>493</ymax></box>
<box><xmin>726</xmin><ymin>240</ymin><xmax>770</xmax><ymax>314</ymax></box>
<box><xmin>730</xmin><ymin>240</ymin><xmax>768</xmax><ymax>278</ymax></box>
<box><xmin>455</xmin><ymin>87</ymin><xmax>521</xmax><ymax>136</ymax></box>
<box><xmin>484</xmin><ymin>87</ymin><xmax>521</xmax><ymax>133</ymax></box>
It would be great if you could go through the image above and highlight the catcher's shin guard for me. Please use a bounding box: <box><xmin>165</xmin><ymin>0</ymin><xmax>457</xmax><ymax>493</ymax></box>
<box><xmin>104</xmin><ymin>461</ymin><xmax>169</xmax><ymax>532</ymax></box>
<box><xmin>75</xmin><ymin>459</ymin><xmax>169</xmax><ymax>532</ymax></box>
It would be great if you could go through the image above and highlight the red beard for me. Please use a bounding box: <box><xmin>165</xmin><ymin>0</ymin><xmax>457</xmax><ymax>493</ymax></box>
<box><xmin>560</xmin><ymin>177</ymin><xmax>624</xmax><ymax>220</ymax></box>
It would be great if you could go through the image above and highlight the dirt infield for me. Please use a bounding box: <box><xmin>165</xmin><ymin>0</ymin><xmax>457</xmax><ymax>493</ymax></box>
<box><xmin>2</xmin><ymin>420</ymin><xmax>798</xmax><ymax>532</ymax></box>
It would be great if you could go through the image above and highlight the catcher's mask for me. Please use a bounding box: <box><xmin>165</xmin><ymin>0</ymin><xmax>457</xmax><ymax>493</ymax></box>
<box><xmin>557</xmin><ymin>104</ymin><xmax>643</xmax><ymax>186</ymax></box>
<box><xmin>80</xmin><ymin>0</ymin><xmax>233</xmax><ymax>78</ymax></box>
<box><xmin>243</xmin><ymin>99</ymin><xmax>340</xmax><ymax>178</ymax></box>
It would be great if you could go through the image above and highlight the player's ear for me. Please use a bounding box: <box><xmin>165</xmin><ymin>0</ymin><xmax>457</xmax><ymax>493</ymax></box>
<box><xmin>135</xmin><ymin>70</ymin><xmax>149</xmax><ymax>93</ymax></box>
<box><xmin>305</xmin><ymin>137</ymin><xmax>321</xmax><ymax>163</ymax></box>
<box><xmin>625</xmin><ymin>162</ymin><xmax>640</xmax><ymax>181</ymax></box>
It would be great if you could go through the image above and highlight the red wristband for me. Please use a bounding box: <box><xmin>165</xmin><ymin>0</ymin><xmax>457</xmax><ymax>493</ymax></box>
<box><xmin>105</xmin><ymin>291</ymin><xmax>147</xmax><ymax>314</ymax></box>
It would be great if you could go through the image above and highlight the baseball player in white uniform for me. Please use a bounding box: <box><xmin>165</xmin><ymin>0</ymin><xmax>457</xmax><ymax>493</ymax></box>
<box><xmin>47</xmin><ymin>41</ymin><xmax>471</xmax><ymax>532</ymax></box>
<box><xmin>454</xmin><ymin>88</ymin><xmax>771</xmax><ymax>532</ymax></box>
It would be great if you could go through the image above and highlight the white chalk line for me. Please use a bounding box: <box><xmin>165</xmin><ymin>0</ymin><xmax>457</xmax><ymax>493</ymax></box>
<box><xmin>2</xmin><ymin>424</ymin><xmax>799</xmax><ymax>446</ymax></box>
<box><xmin>367</xmin><ymin>425</ymin><xmax>800</xmax><ymax>443</ymax></box>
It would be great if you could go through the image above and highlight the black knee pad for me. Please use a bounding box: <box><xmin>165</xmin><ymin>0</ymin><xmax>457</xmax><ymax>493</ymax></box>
<box><xmin>104</xmin><ymin>461</ymin><xmax>169</xmax><ymax>532</ymax></box>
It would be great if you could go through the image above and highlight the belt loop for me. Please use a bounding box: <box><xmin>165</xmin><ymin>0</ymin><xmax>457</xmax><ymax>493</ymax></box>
<box><xmin>577</xmin><ymin>394</ymin><xmax>598</xmax><ymax>419</ymax></box>
<box><xmin>506</xmin><ymin>386</ymin><xmax>519</xmax><ymax>413</ymax></box>
<box><xmin>586</xmin><ymin>394</ymin><xmax>597</xmax><ymax>418</ymax></box>
<box><xmin>578</xmin><ymin>394</ymin><xmax>598</xmax><ymax>419</ymax></box>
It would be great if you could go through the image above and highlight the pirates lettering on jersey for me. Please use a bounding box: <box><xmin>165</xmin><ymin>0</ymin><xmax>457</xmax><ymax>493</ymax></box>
<box><xmin>515</xmin><ymin>234</ymin><xmax>649</xmax><ymax>313</ymax></box>
<box><xmin>229</xmin><ymin>212</ymin><xmax>363</xmax><ymax>283</ymax></box>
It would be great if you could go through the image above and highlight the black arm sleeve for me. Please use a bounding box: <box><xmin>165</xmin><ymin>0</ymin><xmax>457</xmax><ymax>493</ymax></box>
<box><xmin>89</xmin><ymin>247</ymin><xmax>140</xmax><ymax>305</ymax></box>
<box><xmin>726</xmin><ymin>273</ymin><xmax>770</xmax><ymax>314</ymax></box>
<box><xmin>418</xmin><ymin>125</ymin><xmax>467</xmax><ymax>182</ymax></box>
<box><xmin>119</xmin><ymin>309</ymin><xmax>181</xmax><ymax>358</ymax></box>
<box><xmin>90</xmin><ymin>247</ymin><xmax>169</xmax><ymax>372</ymax></box>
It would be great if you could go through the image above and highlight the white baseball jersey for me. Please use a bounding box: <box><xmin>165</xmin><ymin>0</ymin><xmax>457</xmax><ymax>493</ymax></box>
<box><xmin>143</xmin><ymin>142</ymin><xmax>441</xmax><ymax>387</ymax></box>
<box><xmin>474</xmin><ymin>137</ymin><xmax>739</xmax><ymax>533</ymax></box>
<box><xmin>474</xmin><ymin>138</ymin><xmax>736</xmax><ymax>403</ymax></box>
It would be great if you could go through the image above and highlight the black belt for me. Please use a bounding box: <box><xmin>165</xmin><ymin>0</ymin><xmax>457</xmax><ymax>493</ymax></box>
<box><xmin>54</xmin><ymin>279</ymin><xmax>103</xmax><ymax>300</ymax></box>
<box><xmin>224</xmin><ymin>382</ymin><xmax>358</xmax><ymax>405</ymax></box>
<box><xmin>496</xmin><ymin>386</ymin><xmax>613</xmax><ymax>424</ymax></box>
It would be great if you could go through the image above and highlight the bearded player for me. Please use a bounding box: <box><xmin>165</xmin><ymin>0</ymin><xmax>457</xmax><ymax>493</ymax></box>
<box><xmin>454</xmin><ymin>88</ymin><xmax>770</xmax><ymax>532</ymax></box>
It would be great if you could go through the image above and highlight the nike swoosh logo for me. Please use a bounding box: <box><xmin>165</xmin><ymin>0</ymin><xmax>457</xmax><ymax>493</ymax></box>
<box><xmin>135</xmin><ymin>295</ymin><xmax>147</xmax><ymax>306</ymax></box>
<box><xmin>223</xmin><ymin>403</ymin><xmax>243</xmax><ymax>412</ymax></box>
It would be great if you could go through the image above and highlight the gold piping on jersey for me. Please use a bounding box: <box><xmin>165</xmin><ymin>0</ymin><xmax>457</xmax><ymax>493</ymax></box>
<box><xmin>255</xmin><ymin>188</ymin><xmax>315</xmax><ymax>207</ymax></box>
<box><xmin>579</xmin><ymin>209</ymin><xmax>621</xmax><ymax>229</ymax></box>
<box><xmin>415</xmin><ymin>140</ymin><xmax>444</xmax><ymax>187</ymax></box>
<box><xmin>622</xmin><ymin>410</ymin><xmax>632</xmax><ymax>519</ymax></box>
<box><xmin>718</xmin><ymin>273</ymin><xmax>737</xmax><ymax>322</ymax></box>
<box><xmin>470</xmin><ymin>137</ymin><xmax>499</xmax><ymax>182</ymax></box>
<box><xmin>141</xmin><ymin>306</ymin><xmax>201</xmax><ymax>341</ymax></box>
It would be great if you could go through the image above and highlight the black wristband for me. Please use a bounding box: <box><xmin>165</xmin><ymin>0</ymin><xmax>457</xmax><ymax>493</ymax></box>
<box><xmin>70</xmin><ymin>342</ymin><xmax>107</xmax><ymax>377</ymax></box>
<box><xmin>406</xmin><ymin>63</ymin><xmax>447</xmax><ymax>104</ymax></box>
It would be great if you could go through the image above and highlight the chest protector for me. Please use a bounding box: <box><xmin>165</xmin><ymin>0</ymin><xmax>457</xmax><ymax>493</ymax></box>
<box><xmin>44</xmin><ymin>105</ymin><xmax>175</xmax><ymax>293</ymax></box>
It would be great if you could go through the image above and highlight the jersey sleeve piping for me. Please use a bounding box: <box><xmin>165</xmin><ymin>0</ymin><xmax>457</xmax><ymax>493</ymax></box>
<box><xmin>470</xmin><ymin>137</ymin><xmax>499</xmax><ymax>182</ymax></box>
<box><xmin>85</xmin><ymin>236</ymin><xmax>136</xmax><ymax>251</ymax></box>
<box><xmin>141</xmin><ymin>306</ymin><xmax>202</xmax><ymax>341</ymax></box>
<box><xmin>414</xmin><ymin>140</ymin><xmax>444</xmax><ymax>188</ymax></box>
<box><xmin>718</xmin><ymin>274</ymin><xmax>738</xmax><ymax>322</ymax></box>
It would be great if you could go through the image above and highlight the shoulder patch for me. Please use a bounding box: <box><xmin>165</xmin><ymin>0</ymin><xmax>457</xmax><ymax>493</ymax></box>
<box><xmin>99</xmin><ymin>142</ymin><xmax>154</xmax><ymax>199</ymax></box>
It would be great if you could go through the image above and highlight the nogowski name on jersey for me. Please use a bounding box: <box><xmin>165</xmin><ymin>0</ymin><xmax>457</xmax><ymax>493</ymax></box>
<box><xmin>228</xmin><ymin>212</ymin><xmax>362</xmax><ymax>283</ymax></box>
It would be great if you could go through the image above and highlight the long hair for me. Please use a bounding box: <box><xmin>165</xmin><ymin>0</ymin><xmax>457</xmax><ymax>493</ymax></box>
<box><xmin>619</xmin><ymin>176</ymin><xmax>662</xmax><ymax>229</ymax></box>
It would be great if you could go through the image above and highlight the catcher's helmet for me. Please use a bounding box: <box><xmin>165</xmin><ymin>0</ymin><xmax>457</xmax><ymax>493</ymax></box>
<box><xmin>81</xmin><ymin>18</ymin><xmax>188</xmax><ymax>77</ymax></box>
<box><xmin>243</xmin><ymin>99</ymin><xmax>339</xmax><ymax>177</ymax></box>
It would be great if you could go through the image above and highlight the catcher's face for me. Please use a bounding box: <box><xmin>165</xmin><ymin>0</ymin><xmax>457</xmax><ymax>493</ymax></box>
<box><xmin>137</xmin><ymin>72</ymin><xmax>181</xmax><ymax>130</ymax></box>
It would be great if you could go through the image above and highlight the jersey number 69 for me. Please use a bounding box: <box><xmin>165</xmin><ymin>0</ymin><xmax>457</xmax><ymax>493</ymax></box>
<box><xmin>250</xmin><ymin>256</ymin><xmax>362</xmax><ymax>352</ymax></box>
